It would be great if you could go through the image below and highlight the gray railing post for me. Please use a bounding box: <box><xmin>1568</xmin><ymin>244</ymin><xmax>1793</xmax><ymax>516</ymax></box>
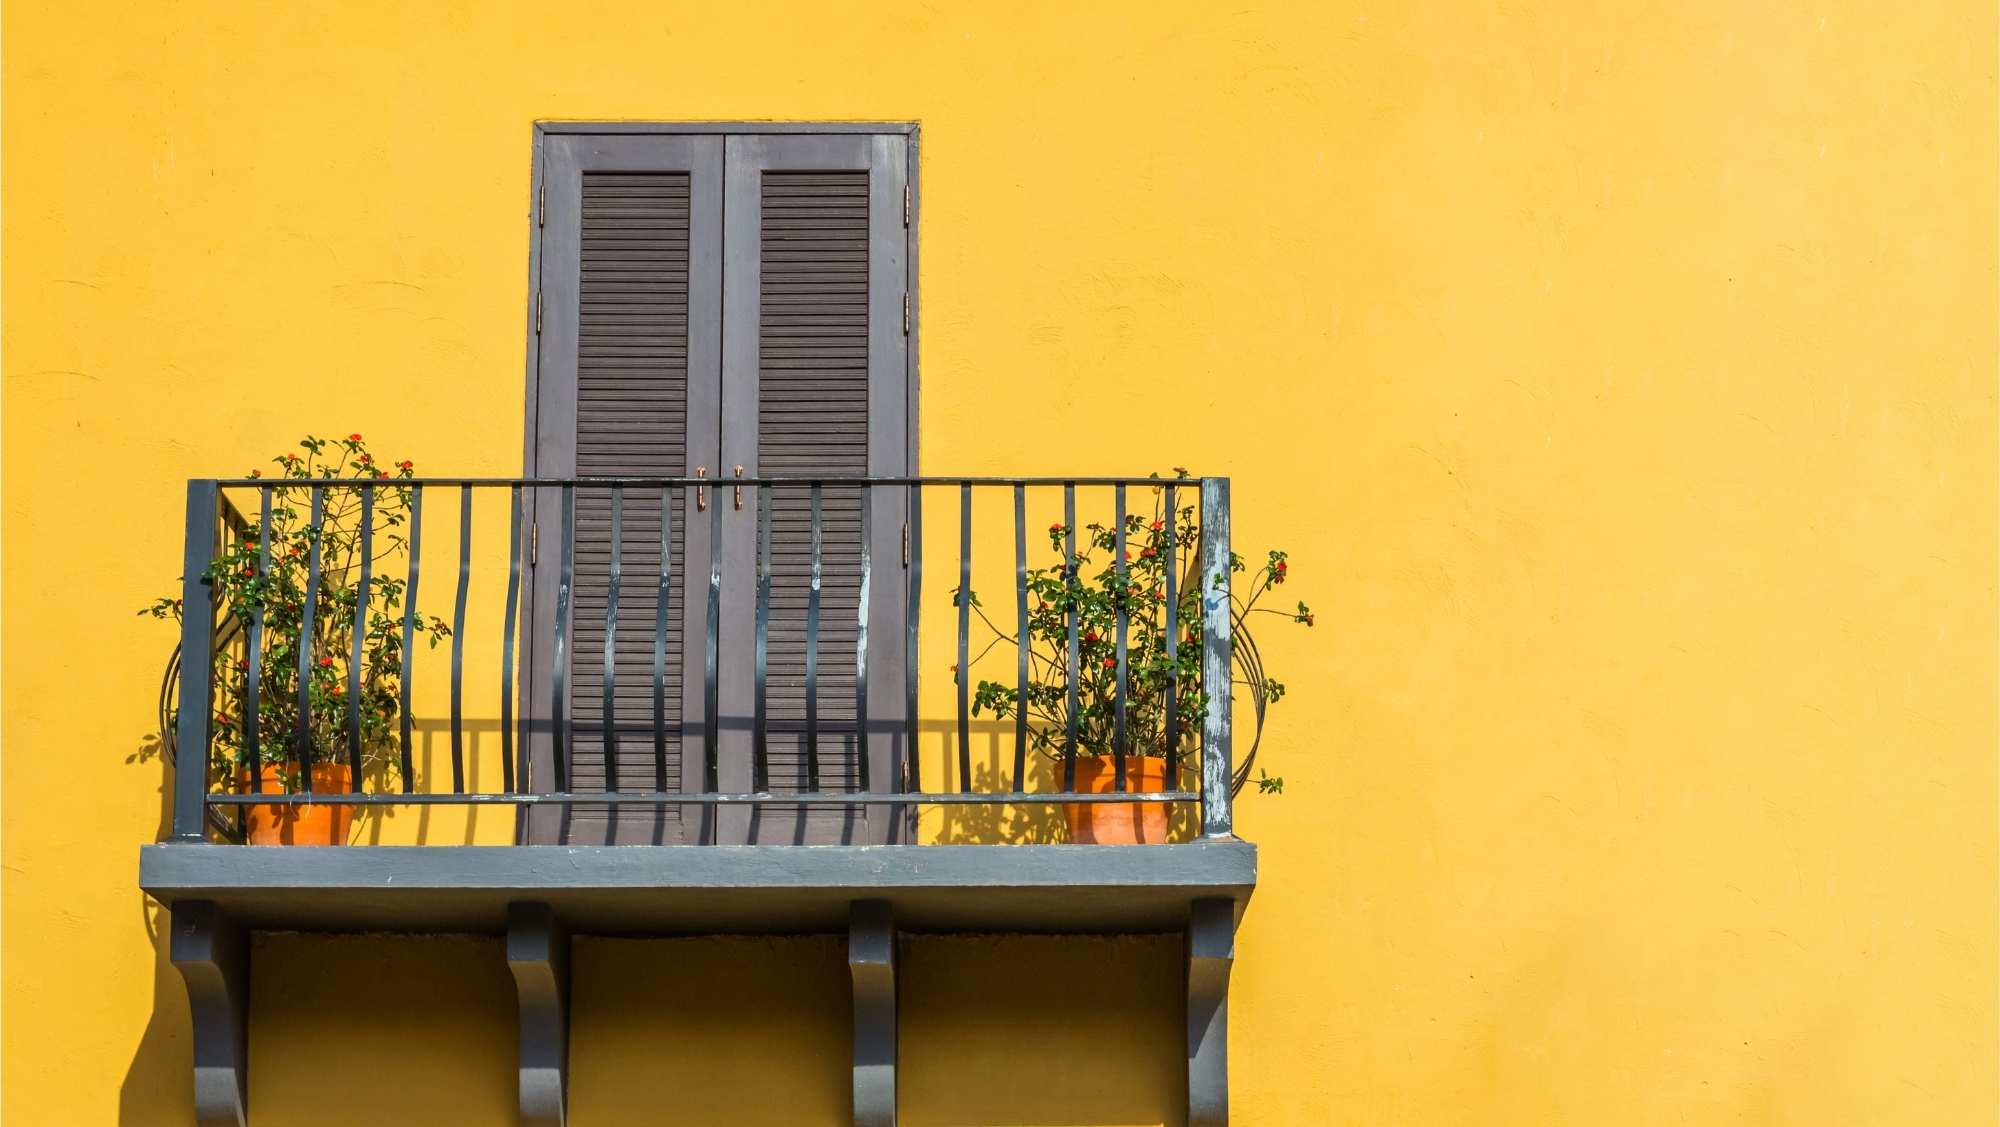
<box><xmin>1198</xmin><ymin>478</ymin><xmax>1233</xmax><ymax>838</ymax></box>
<box><xmin>174</xmin><ymin>479</ymin><xmax>220</xmax><ymax>841</ymax></box>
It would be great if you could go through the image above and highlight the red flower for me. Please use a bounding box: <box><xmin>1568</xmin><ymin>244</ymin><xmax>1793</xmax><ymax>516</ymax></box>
<box><xmin>347</xmin><ymin>433</ymin><xmax>363</xmax><ymax>442</ymax></box>
<box><xmin>1101</xmin><ymin>657</ymin><xmax>1116</xmax><ymax>668</ymax></box>
<box><xmin>1083</xmin><ymin>631</ymin><xmax>1098</xmax><ymax>644</ymax></box>
<box><xmin>397</xmin><ymin>460</ymin><xmax>413</xmax><ymax>470</ymax></box>
<box><xmin>1049</xmin><ymin>523</ymin><xmax>1064</xmax><ymax>534</ymax></box>
<box><xmin>250</xmin><ymin>469</ymin><xmax>262</xmax><ymax>479</ymax></box>
<box><xmin>1140</xmin><ymin>547</ymin><xmax>1157</xmax><ymax>558</ymax></box>
<box><xmin>241</xmin><ymin>567</ymin><xmax>255</xmax><ymax>577</ymax></box>
<box><xmin>1149</xmin><ymin>520</ymin><xmax>1163</xmax><ymax>531</ymax></box>
<box><xmin>358</xmin><ymin>453</ymin><xmax>372</xmax><ymax>464</ymax></box>
<box><xmin>375</xmin><ymin>470</ymin><xmax>389</xmax><ymax>479</ymax></box>
<box><xmin>319</xmin><ymin>656</ymin><xmax>334</xmax><ymax>667</ymax></box>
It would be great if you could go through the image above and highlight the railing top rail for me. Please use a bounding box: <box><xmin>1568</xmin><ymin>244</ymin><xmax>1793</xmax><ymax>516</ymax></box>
<box><xmin>206</xmin><ymin>475</ymin><xmax>1217</xmax><ymax>488</ymax></box>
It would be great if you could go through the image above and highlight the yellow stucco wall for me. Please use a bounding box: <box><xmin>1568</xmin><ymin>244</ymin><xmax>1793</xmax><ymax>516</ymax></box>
<box><xmin>4</xmin><ymin>2</ymin><xmax>1995</xmax><ymax>1124</ymax></box>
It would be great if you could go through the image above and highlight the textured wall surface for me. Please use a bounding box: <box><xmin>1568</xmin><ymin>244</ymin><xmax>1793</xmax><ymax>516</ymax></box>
<box><xmin>4</xmin><ymin>1</ymin><xmax>1995</xmax><ymax>1124</ymax></box>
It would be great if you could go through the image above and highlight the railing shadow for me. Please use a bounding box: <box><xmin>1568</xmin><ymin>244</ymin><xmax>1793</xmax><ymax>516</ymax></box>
<box><xmin>121</xmin><ymin>731</ymin><xmax>190</xmax><ymax>1126</ymax></box>
<box><xmin>913</xmin><ymin>719</ymin><xmax>1193</xmax><ymax>845</ymax></box>
<box><xmin>140</xmin><ymin>713</ymin><xmax>1204</xmax><ymax>848</ymax></box>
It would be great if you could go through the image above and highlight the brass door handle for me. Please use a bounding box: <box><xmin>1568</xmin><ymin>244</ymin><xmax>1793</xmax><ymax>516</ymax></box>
<box><xmin>733</xmin><ymin>465</ymin><xmax>745</xmax><ymax>510</ymax></box>
<box><xmin>696</xmin><ymin>466</ymin><xmax>707</xmax><ymax>511</ymax></box>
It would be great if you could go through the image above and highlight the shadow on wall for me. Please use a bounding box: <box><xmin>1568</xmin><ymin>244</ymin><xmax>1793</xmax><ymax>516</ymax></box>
<box><xmin>124</xmin><ymin>931</ymin><xmax>1188</xmax><ymax>1126</ymax></box>
<box><xmin>898</xmin><ymin>934</ymin><xmax>1186</xmax><ymax>1127</ymax></box>
<box><xmin>924</xmin><ymin>719</ymin><xmax>1202</xmax><ymax>845</ymax></box>
<box><xmin>119</xmin><ymin>769</ymin><xmax>192</xmax><ymax>1127</ymax></box>
<box><xmin>132</xmin><ymin>716</ymin><xmax>1206</xmax><ymax>847</ymax></box>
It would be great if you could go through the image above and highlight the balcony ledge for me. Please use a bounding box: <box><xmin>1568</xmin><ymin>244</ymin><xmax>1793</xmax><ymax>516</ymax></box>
<box><xmin>140</xmin><ymin>840</ymin><xmax>1256</xmax><ymax>935</ymax></box>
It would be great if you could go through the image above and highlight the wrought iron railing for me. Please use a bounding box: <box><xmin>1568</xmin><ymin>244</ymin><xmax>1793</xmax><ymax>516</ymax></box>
<box><xmin>165</xmin><ymin>475</ymin><xmax>1236</xmax><ymax>843</ymax></box>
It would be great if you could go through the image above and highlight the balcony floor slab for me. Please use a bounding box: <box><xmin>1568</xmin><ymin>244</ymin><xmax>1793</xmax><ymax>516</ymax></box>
<box><xmin>139</xmin><ymin>841</ymin><xmax>1256</xmax><ymax>935</ymax></box>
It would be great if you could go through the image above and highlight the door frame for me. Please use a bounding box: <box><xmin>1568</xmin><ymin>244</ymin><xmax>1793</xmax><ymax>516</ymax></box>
<box><xmin>519</xmin><ymin>122</ymin><xmax>921</xmax><ymax>842</ymax></box>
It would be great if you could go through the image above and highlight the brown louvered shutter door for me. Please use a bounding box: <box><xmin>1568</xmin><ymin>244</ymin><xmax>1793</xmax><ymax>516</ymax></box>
<box><xmin>529</xmin><ymin>130</ymin><xmax>910</xmax><ymax>846</ymax></box>
<box><xmin>527</xmin><ymin>135</ymin><xmax>722</xmax><ymax>844</ymax></box>
<box><xmin>718</xmin><ymin>134</ymin><xmax>911</xmax><ymax>846</ymax></box>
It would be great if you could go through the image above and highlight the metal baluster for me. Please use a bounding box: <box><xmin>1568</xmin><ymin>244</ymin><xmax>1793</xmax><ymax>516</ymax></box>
<box><xmin>1063</xmin><ymin>483</ymin><xmax>1078</xmax><ymax>792</ymax></box>
<box><xmin>703</xmin><ymin>478</ymin><xmax>722</xmax><ymax>793</ymax></box>
<box><xmin>552</xmin><ymin>484</ymin><xmax>574</xmax><ymax>793</ymax></box>
<box><xmin>602</xmin><ymin>486</ymin><xmax>623</xmax><ymax>794</ymax></box>
<box><xmin>501</xmin><ymin>484</ymin><xmax>522</xmax><ymax>793</ymax></box>
<box><xmin>1199</xmin><ymin>478</ymin><xmax>1233</xmax><ymax>838</ymax></box>
<box><xmin>855</xmin><ymin>487</ymin><xmax>872</xmax><ymax>793</ymax></box>
<box><xmin>904</xmin><ymin>484</ymin><xmax>922</xmax><ymax>794</ymax></box>
<box><xmin>653</xmin><ymin>485</ymin><xmax>672</xmax><ymax>792</ymax></box>
<box><xmin>450</xmin><ymin>486</ymin><xmax>471</xmax><ymax>793</ymax></box>
<box><xmin>349</xmin><ymin>485</ymin><xmax>372</xmax><ymax>790</ymax></box>
<box><xmin>173</xmin><ymin>480</ymin><xmax>219</xmax><ymax>840</ymax></box>
<box><xmin>753</xmin><ymin>483</ymin><xmax>773</xmax><ymax>793</ymax></box>
<box><xmin>805</xmin><ymin>482</ymin><xmax>822</xmax><ymax>791</ymax></box>
<box><xmin>295</xmin><ymin>486</ymin><xmax>324</xmax><ymax>795</ymax></box>
<box><xmin>1013</xmin><ymin>483</ymin><xmax>1028</xmax><ymax>792</ymax></box>
<box><xmin>1113</xmin><ymin>483</ymin><xmax>1128</xmax><ymax>792</ymax></box>
<box><xmin>1163</xmin><ymin>483</ymin><xmax>1178</xmax><ymax>781</ymax></box>
<box><xmin>956</xmin><ymin>482</ymin><xmax>972</xmax><ymax>793</ymax></box>
<box><xmin>246</xmin><ymin>488</ymin><xmax>271</xmax><ymax>783</ymax></box>
<box><xmin>400</xmin><ymin>485</ymin><xmax>423</xmax><ymax>793</ymax></box>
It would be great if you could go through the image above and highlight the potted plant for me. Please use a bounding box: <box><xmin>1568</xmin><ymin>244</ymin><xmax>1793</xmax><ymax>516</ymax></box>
<box><xmin>144</xmin><ymin>434</ymin><xmax>449</xmax><ymax>844</ymax></box>
<box><xmin>960</xmin><ymin>472</ymin><xmax>1312</xmax><ymax>843</ymax></box>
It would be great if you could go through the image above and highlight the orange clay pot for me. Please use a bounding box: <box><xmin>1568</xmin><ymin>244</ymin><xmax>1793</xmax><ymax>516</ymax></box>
<box><xmin>239</xmin><ymin>763</ymin><xmax>355</xmax><ymax>846</ymax></box>
<box><xmin>1063</xmin><ymin>755</ymin><xmax>1170</xmax><ymax>845</ymax></box>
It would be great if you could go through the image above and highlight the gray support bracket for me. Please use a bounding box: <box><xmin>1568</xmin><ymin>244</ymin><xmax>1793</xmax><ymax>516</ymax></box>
<box><xmin>170</xmin><ymin>899</ymin><xmax>249</xmax><ymax>1127</ymax></box>
<box><xmin>507</xmin><ymin>901</ymin><xmax>571</xmax><ymax>1127</ymax></box>
<box><xmin>1186</xmin><ymin>897</ymin><xmax>1237</xmax><ymax>1126</ymax></box>
<box><xmin>849</xmin><ymin>899</ymin><xmax>897</xmax><ymax>1127</ymax></box>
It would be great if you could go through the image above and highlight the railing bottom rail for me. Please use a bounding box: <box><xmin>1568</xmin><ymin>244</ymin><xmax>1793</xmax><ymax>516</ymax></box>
<box><xmin>204</xmin><ymin>790</ymin><xmax>1200</xmax><ymax>807</ymax></box>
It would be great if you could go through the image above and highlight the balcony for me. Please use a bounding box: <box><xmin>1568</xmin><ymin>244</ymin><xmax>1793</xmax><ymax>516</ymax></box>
<box><xmin>140</xmin><ymin>473</ymin><xmax>1253</xmax><ymax>1125</ymax></box>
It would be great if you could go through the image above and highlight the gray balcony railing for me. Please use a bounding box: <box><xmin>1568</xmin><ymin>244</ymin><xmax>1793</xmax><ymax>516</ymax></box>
<box><xmin>166</xmin><ymin>474</ymin><xmax>1235</xmax><ymax>844</ymax></box>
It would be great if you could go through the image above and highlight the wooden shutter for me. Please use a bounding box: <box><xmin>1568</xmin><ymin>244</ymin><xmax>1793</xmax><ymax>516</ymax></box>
<box><xmin>528</xmin><ymin>135</ymin><xmax>722</xmax><ymax>844</ymax></box>
<box><xmin>527</xmin><ymin>128</ymin><xmax>912</xmax><ymax>847</ymax></box>
<box><xmin>718</xmin><ymin>134</ymin><xmax>911</xmax><ymax>846</ymax></box>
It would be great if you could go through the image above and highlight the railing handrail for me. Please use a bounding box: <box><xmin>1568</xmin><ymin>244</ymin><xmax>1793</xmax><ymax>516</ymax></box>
<box><xmin>207</xmin><ymin>475</ymin><xmax>1212</xmax><ymax>488</ymax></box>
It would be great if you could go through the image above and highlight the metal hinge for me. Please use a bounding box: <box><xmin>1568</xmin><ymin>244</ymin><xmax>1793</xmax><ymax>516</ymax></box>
<box><xmin>902</xmin><ymin>523</ymin><xmax>910</xmax><ymax>567</ymax></box>
<box><xmin>534</xmin><ymin>291</ymin><xmax>542</xmax><ymax>334</ymax></box>
<box><xmin>537</xmin><ymin>180</ymin><xmax>546</xmax><ymax>227</ymax></box>
<box><xmin>530</xmin><ymin>523</ymin><xmax>538</xmax><ymax>566</ymax></box>
<box><xmin>901</xmin><ymin>294</ymin><xmax>909</xmax><ymax>335</ymax></box>
<box><xmin>902</xmin><ymin>184</ymin><xmax>910</xmax><ymax>227</ymax></box>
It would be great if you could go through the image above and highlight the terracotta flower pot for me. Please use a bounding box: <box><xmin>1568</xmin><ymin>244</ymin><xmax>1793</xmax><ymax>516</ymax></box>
<box><xmin>1063</xmin><ymin>755</ymin><xmax>1171</xmax><ymax>845</ymax></box>
<box><xmin>238</xmin><ymin>763</ymin><xmax>355</xmax><ymax>846</ymax></box>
